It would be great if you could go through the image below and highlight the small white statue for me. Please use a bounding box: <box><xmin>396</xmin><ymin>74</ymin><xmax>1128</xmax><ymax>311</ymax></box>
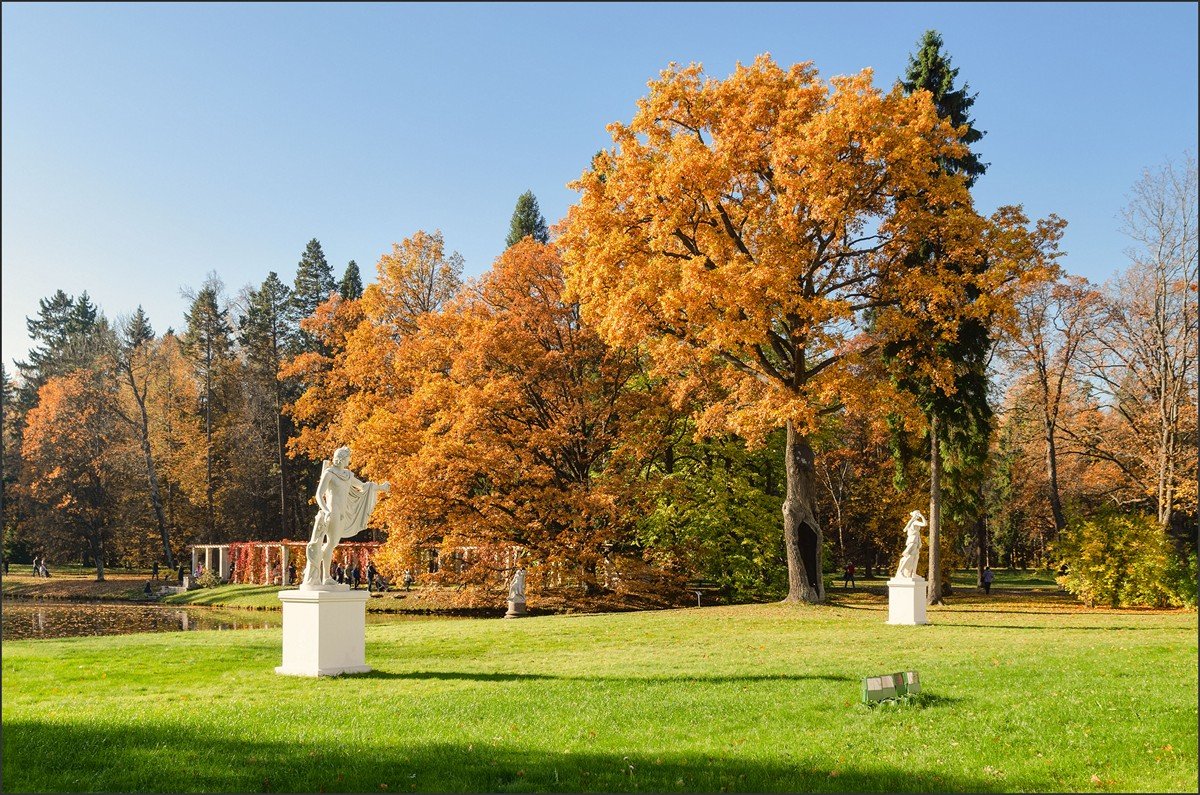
<box><xmin>894</xmin><ymin>510</ymin><xmax>927</xmax><ymax>580</ymax></box>
<box><xmin>508</xmin><ymin>568</ymin><xmax>526</xmax><ymax>602</ymax></box>
<box><xmin>302</xmin><ymin>446</ymin><xmax>389</xmax><ymax>590</ymax></box>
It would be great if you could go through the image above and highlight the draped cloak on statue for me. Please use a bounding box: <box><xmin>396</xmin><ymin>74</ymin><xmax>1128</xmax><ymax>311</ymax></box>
<box><xmin>315</xmin><ymin>461</ymin><xmax>382</xmax><ymax>544</ymax></box>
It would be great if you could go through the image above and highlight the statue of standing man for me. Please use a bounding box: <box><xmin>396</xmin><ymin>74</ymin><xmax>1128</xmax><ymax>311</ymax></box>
<box><xmin>302</xmin><ymin>447</ymin><xmax>389</xmax><ymax>590</ymax></box>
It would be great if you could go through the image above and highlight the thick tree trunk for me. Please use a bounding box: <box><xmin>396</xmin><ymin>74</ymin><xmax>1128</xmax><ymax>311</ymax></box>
<box><xmin>782</xmin><ymin>420</ymin><xmax>823</xmax><ymax>603</ymax></box>
<box><xmin>204</xmin><ymin>348</ymin><xmax>215</xmax><ymax>544</ymax></box>
<box><xmin>975</xmin><ymin>505</ymin><xmax>987</xmax><ymax>588</ymax></box>
<box><xmin>92</xmin><ymin>536</ymin><xmax>105</xmax><ymax>582</ymax></box>
<box><xmin>139</xmin><ymin>431</ymin><xmax>173</xmax><ymax>568</ymax></box>
<box><xmin>276</xmin><ymin>404</ymin><xmax>288</xmax><ymax>537</ymax></box>
<box><xmin>928</xmin><ymin>415</ymin><xmax>944</xmax><ymax>605</ymax></box>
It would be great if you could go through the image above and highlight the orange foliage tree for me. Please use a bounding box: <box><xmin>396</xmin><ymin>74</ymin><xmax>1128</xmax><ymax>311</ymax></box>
<box><xmin>385</xmin><ymin>240</ymin><xmax>654</xmax><ymax>594</ymax></box>
<box><xmin>560</xmin><ymin>55</ymin><xmax>1058</xmax><ymax>602</ymax></box>
<box><xmin>21</xmin><ymin>370</ymin><xmax>125</xmax><ymax>580</ymax></box>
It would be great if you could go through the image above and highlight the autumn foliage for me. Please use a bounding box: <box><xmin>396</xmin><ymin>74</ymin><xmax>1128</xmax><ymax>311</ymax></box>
<box><xmin>7</xmin><ymin>54</ymin><xmax>1193</xmax><ymax>610</ymax></box>
<box><xmin>560</xmin><ymin>55</ymin><xmax>1061</xmax><ymax>601</ymax></box>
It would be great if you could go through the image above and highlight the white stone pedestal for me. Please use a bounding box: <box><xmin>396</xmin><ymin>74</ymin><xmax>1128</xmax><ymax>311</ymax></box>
<box><xmin>886</xmin><ymin>576</ymin><xmax>929</xmax><ymax>625</ymax></box>
<box><xmin>504</xmin><ymin>599</ymin><xmax>527</xmax><ymax>618</ymax></box>
<box><xmin>276</xmin><ymin>589</ymin><xmax>371</xmax><ymax>676</ymax></box>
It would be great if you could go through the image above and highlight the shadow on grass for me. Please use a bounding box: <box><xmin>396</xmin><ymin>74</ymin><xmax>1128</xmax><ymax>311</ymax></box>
<box><xmin>351</xmin><ymin>670</ymin><xmax>855</xmax><ymax>684</ymax></box>
<box><xmin>2</xmin><ymin>718</ymin><xmax>997</xmax><ymax>793</ymax></box>
<box><xmin>865</xmin><ymin>692</ymin><xmax>964</xmax><ymax>709</ymax></box>
<box><xmin>944</xmin><ymin>622</ymin><xmax>1170</xmax><ymax>631</ymax></box>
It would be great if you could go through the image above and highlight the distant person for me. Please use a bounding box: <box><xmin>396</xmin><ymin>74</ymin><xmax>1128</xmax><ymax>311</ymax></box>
<box><xmin>366</xmin><ymin>561</ymin><xmax>377</xmax><ymax>592</ymax></box>
<box><xmin>32</xmin><ymin>556</ymin><xmax>41</xmax><ymax>577</ymax></box>
<box><xmin>40</xmin><ymin>560</ymin><xmax>50</xmax><ymax>577</ymax></box>
<box><xmin>144</xmin><ymin>581</ymin><xmax>153</xmax><ymax>596</ymax></box>
<box><xmin>152</xmin><ymin>561</ymin><xmax>159</xmax><ymax>580</ymax></box>
<box><xmin>403</xmin><ymin>569</ymin><xmax>414</xmax><ymax>591</ymax></box>
<box><xmin>351</xmin><ymin>564</ymin><xmax>361</xmax><ymax>590</ymax></box>
<box><xmin>287</xmin><ymin>562</ymin><xmax>296</xmax><ymax>585</ymax></box>
<box><xmin>982</xmin><ymin>566</ymin><xmax>995</xmax><ymax>595</ymax></box>
<box><xmin>842</xmin><ymin>562</ymin><xmax>856</xmax><ymax>589</ymax></box>
<box><xmin>178</xmin><ymin>564</ymin><xmax>185</xmax><ymax>585</ymax></box>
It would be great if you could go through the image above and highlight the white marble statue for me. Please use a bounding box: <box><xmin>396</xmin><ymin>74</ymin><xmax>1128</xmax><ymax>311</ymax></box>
<box><xmin>302</xmin><ymin>447</ymin><xmax>389</xmax><ymax>590</ymax></box>
<box><xmin>894</xmin><ymin>509</ymin><xmax>927</xmax><ymax>580</ymax></box>
<box><xmin>508</xmin><ymin>568</ymin><xmax>526</xmax><ymax>602</ymax></box>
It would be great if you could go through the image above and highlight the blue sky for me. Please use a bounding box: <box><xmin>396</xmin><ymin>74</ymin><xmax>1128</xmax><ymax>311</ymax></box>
<box><xmin>3</xmin><ymin>2</ymin><xmax>1197</xmax><ymax>368</ymax></box>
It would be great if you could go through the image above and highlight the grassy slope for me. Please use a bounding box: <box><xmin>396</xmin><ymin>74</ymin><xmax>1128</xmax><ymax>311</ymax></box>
<box><xmin>3</xmin><ymin>597</ymin><xmax>1196</xmax><ymax>793</ymax></box>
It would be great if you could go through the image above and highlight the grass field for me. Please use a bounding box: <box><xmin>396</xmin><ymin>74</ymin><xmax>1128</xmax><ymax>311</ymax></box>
<box><xmin>3</xmin><ymin>590</ymin><xmax>1196</xmax><ymax>793</ymax></box>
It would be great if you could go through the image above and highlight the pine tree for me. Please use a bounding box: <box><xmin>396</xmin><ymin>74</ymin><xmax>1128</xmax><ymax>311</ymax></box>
<box><xmin>292</xmin><ymin>239</ymin><xmax>336</xmax><ymax>320</ymax></box>
<box><xmin>17</xmin><ymin>290</ymin><xmax>103</xmax><ymax>404</ymax></box>
<box><xmin>891</xmin><ymin>30</ymin><xmax>992</xmax><ymax>602</ymax></box>
<box><xmin>902</xmin><ymin>30</ymin><xmax>987</xmax><ymax>187</ymax></box>
<box><xmin>339</xmin><ymin>260</ymin><xmax>363</xmax><ymax>300</ymax></box>
<box><xmin>182</xmin><ymin>282</ymin><xmax>233</xmax><ymax>542</ymax></box>
<box><xmin>505</xmin><ymin>190</ymin><xmax>550</xmax><ymax>248</ymax></box>
<box><xmin>238</xmin><ymin>272</ymin><xmax>297</xmax><ymax>535</ymax></box>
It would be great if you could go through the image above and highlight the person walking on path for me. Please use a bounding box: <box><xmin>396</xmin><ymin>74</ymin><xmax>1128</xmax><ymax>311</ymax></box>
<box><xmin>842</xmin><ymin>562</ymin><xmax>856</xmax><ymax>589</ymax></box>
<box><xmin>152</xmin><ymin>561</ymin><xmax>159</xmax><ymax>580</ymax></box>
<box><xmin>982</xmin><ymin>566</ymin><xmax>995</xmax><ymax>595</ymax></box>
<box><xmin>351</xmin><ymin>563</ymin><xmax>361</xmax><ymax>590</ymax></box>
<box><xmin>366</xmin><ymin>561</ymin><xmax>377</xmax><ymax>592</ymax></box>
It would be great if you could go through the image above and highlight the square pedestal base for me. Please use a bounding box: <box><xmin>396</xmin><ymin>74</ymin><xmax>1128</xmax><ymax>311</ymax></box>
<box><xmin>275</xmin><ymin>589</ymin><xmax>371</xmax><ymax>676</ymax></box>
<box><xmin>505</xmin><ymin>599</ymin><xmax>527</xmax><ymax>618</ymax></box>
<box><xmin>887</xmin><ymin>576</ymin><xmax>929</xmax><ymax>625</ymax></box>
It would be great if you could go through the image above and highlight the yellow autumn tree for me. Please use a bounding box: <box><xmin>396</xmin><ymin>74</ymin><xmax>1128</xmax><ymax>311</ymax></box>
<box><xmin>560</xmin><ymin>55</ymin><xmax>1058</xmax><ymax>602</ymax></box>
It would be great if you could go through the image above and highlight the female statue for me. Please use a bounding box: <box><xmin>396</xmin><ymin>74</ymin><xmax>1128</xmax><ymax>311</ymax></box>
<box><xmin>894</xmin><ymin>510</ymin><xmax>927</xmax><ymax>580</ymax></box>
<box><xmin>302</xmin><ymin>446</ymin><xmax>389</xmax><ymax>589</ymax></box>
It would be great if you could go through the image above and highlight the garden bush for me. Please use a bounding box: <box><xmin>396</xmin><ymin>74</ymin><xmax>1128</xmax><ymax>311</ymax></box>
<box><xmin>1055</xmin><ymin>512</ymin><xmax>1192</xmax><ymax>608</ymax></box>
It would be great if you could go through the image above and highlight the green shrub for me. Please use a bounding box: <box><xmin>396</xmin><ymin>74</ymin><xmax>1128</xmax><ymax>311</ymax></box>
<box><xmin>1055</xmin><ymin>513</ymin><xmax>1191</xmax><ymax>608</ymax></box>
<box><xmin>195</xmin><ymin>569</ymin><xmax>223</xmax><ymax>589</ymax></box>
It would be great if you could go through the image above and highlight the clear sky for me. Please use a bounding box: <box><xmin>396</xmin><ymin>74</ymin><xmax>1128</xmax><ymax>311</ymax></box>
<box><xmin>3</xmin><ymin>2</ymin><xmax>1197</xmax><ymax>370</ymax></box>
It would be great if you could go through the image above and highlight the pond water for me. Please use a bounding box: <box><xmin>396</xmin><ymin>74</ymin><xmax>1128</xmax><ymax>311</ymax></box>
<box><xmin>0</xmin><ymin>600</ymin><xmax>456</xmax><ymax>641</ymax></box>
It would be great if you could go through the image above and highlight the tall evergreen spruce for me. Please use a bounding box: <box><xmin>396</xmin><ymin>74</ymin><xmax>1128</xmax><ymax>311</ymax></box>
<box><xmin>239</xmin><ymin>272</ymin><xmax>296</xmax><ymax>536</ymax></box>
<box><xmin>339</xmin><ymin>260</ymin><xmax>364</xmax><ymax>300</ymax></box>
<box><xmin>182</xmin><ymin>285</ymin><xmax>233</xmax><ymax>543</ymax></box>
<box><xmin>17</xmin><ymin>290</ymin><xmax>102</xmax><ymax>406</ymax></box>
<box><xmin>505</xmin><ymin>190</ymin><xmax>550</xmax><ymax>248</ymax></box>
<box><xmin>890</xmin><ymin>30</ymin><xmax>992</xmax><ymax>602</ymax></box>
<box><xmin>292</xmin><ymin>239</ymin><xmax>337</xmax><ymax>352</ymax></box>
<box><xmin>902</xmin><ymin>30</ymin><xmax>987</xmax><ymax>187</ymax></box>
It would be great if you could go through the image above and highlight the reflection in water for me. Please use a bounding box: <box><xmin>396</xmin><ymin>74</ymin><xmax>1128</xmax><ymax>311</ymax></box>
<box><xmin>1</xmin><ymin>601</ymin><xmax>449</xmax><ymax>641</ymax></box>
<box><xmin>1</xmin><ymin>601</ymin><xmax>280</xmax><ymax>640</ymax></box>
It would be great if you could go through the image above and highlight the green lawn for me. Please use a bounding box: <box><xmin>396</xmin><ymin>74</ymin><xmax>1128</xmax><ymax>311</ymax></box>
<box><xmin>3</xmin><ymin>597</ymin><xmax>1196</xmax><ymax>793</ymax></box>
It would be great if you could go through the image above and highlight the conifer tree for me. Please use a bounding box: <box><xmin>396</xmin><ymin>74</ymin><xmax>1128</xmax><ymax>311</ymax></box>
<box><xmin>182</xmin><ymin>281</ymin><xmax>234</xmax><ymax>542</ymax></box>
<box><xmin>902</xmin><ymin>30</ymin><xmax>987</xmax><ymax>187</ymax></box>
<box><xmin>292</xmin><ymin>239</ymin><xmax>337</xmax><ymax>350</ymax></box>
<box><xmin>238</xmin><ymin>272</ymin><xmax>297</xmax><ymax>535</ymax></box>
<box><xmin>17</xmin><ymin>290</ymin><xmax>103</xmax><ymax>404</ymax></box>
<box><xmin>891</xmin><ymin>30</ymin><xmax>993</xmax><ymax>601</ymax></box>
<box><xmin>505</xmin><ymin>190</ymin><xmax>550</xmax><ymax>248</ymax></box>
<box><xmin>339</xmin><ymin>260</ymin><xmax>364</xmax><ymax>300</ymax></box>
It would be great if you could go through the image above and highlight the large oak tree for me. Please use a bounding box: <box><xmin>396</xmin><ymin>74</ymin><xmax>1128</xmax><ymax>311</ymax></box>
<box><xmin>561</xmin><ymin>55</ymin><xmax>1057</xmax><ymax>602</ymax></box>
